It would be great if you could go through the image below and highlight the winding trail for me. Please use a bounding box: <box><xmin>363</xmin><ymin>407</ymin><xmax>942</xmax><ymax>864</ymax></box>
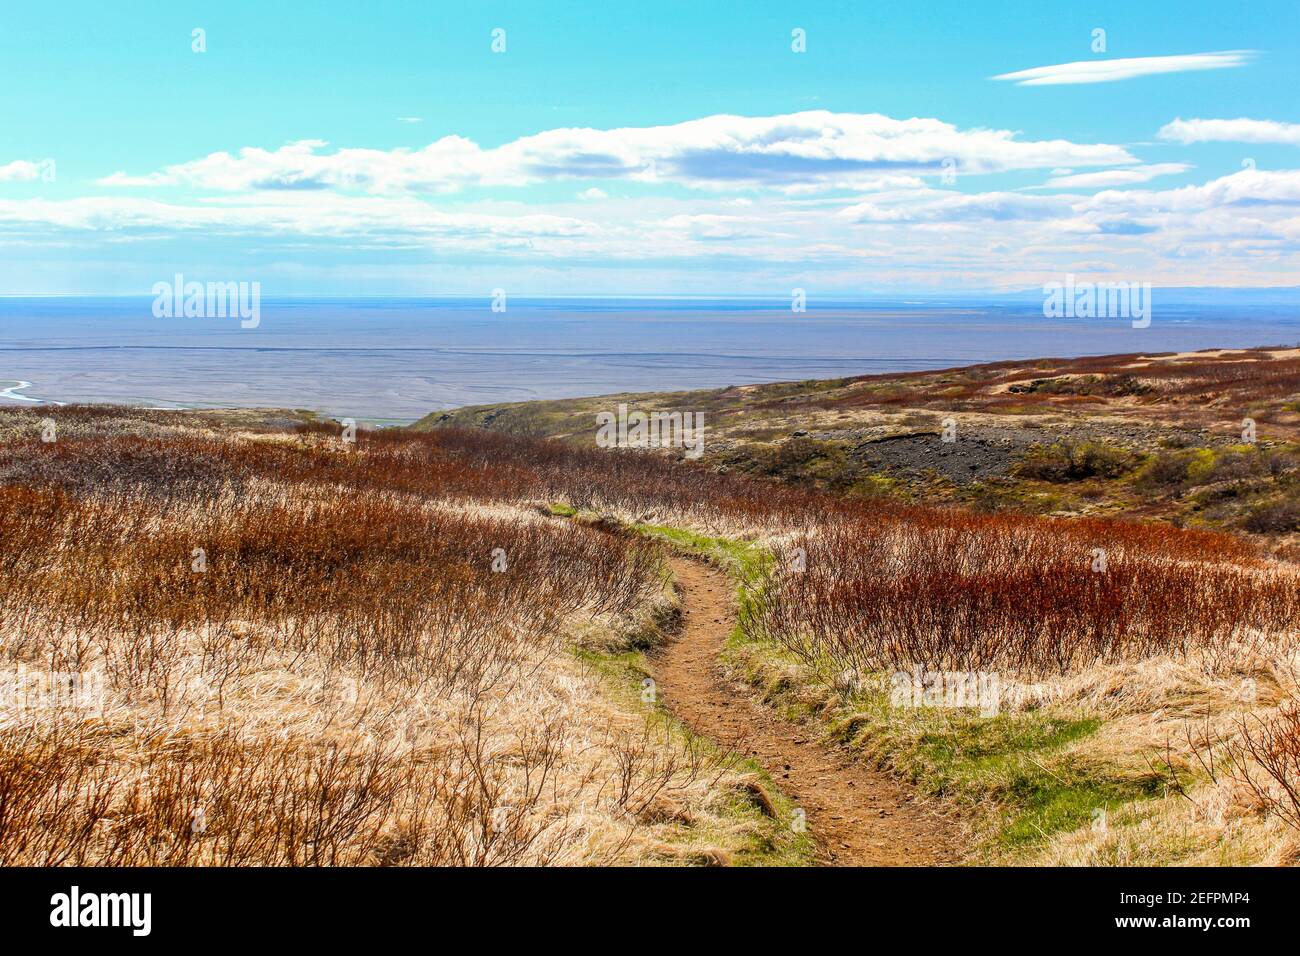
<box><xmin>654</xmin><ymin>557</ymin><xmax>960</xmax><ymax>866</ymax></box>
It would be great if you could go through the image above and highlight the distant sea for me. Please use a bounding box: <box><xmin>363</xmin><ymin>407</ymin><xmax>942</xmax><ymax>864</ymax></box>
<box><xmin>3</xmin><ymin>295</ymin><xmax>1298</xmax><ymax>423</ymax></box>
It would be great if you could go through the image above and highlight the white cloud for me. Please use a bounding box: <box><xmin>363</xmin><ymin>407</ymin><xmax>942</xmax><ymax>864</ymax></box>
<box><xmin>993</xmin><ymin>50</ymin><xmax>1256</xmax><ymax>86</ymax></box>
<box><xmin>0</xmin><ymin>160</ymin><xmax>45</xmax><ymax>183</ymax></box>
<box><xmin>1158</xmin><ymin>117</ymin><xmax>1300</xmax><ymax>146</ymax></box>
<box><xmin>97</xmin><ymin>111</ymin><xmax>1137</xmax><ymax>195</ymax></box>
<box><xmin>12</xmin><ymin>167</ymin><xmax>1300</xmax><ymax>246</ymax></box>
<box><xmin>396</xmin><ymin>117</ymin><xmax>423</xmax><ymax>124</ymax></box>
<box><xmin>0</xmin><ymin>193</ymin><xmax>596</xmax><ymax>242</ymax></box>
<box><xmin>840</xmin><ymin>190</ymin><xmax>1072</xmax><ymax>223</ymax></box>
<box><xmin>1088</xmin><ymin>167</ymin><xmax>1300</xmax><ymax>213</ymax></box>
<box><xmin>1036</xmin><ymin>163</ymin><xmax>1191</xmax><ymax>189</ymax></box>
<box><xmin>648</xmin><ymin>213</ymin><xmax>771</xmax><ymax>241</ymax></box>
<box><xmin>8</xmin><ymin>165</ymin><xmax>1300</xmax><ymax>289</ymax></box>
<box><xmin>577</xmin><ymin>187</ymin><xmax>608</xmax><ymax>200</ymax></box>
<box><xmin>98</xmin><ymin>170</ymin><xmax>174</xmax><ymax>187</ymax></box>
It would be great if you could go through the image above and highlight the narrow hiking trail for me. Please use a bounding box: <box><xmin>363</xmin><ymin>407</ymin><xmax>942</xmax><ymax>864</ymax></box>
<box><xmin>654</xmin><ymin>557</ymin><xmax>960</xmax><ymax>866</ymax></box>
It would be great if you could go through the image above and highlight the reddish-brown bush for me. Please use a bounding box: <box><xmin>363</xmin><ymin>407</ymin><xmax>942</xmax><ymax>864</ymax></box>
<box><xmin>751</xmin><ymin>507</ymin><xmax>1299</xmax><ymax>675</ymax></box>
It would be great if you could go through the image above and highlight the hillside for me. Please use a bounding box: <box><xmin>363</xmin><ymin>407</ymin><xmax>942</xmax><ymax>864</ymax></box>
<box><xmin>3</xmin><ymin>347</ymin><xmax>1300</xmax><ymax>868</ymax></box>
<box><xmin>416</xmin><ymin>347</ymin><xmax>1300</xmax><ymax>544</ymax></box>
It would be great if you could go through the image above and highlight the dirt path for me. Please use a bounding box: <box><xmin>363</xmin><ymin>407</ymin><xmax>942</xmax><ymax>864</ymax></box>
<box><xmin>654</xmin><ymin>557</ymin><xmax>960</xmax><ymax>866</ymax></box>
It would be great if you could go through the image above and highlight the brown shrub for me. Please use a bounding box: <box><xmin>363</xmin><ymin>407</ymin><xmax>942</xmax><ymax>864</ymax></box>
<box><xmin>751</xmin><ymin>507</ymin><xmax>1297</xmax><ymax>675</ymax></box>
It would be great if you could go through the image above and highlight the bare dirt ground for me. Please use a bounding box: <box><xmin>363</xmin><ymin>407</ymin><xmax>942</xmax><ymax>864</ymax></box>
<box><xmin>653</xmin><ymin>557</ymin><xmax>961</xmax><ymax>866</ymax></box>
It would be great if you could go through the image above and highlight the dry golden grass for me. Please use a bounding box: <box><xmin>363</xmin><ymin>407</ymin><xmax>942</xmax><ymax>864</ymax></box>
<box><xmin>4</xmin><ymin>402</ymin><xmax>1298</xmax><ymax>866</ymax></box>
<box><xmin>0</xmin><ymin>408</ymin><xmax>776</xmax><ymax>866</ymax></box>
<box><xmin>1020</xmin><ymin>641</ymin><xmax>1300</xmax><ymax>866</ymax></box>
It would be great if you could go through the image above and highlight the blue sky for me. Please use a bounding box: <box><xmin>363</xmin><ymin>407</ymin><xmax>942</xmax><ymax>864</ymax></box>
<box><xmin>3</xmin><ymin>0</ymin><xmax>1300</xmax><ymax>294</ymax></box>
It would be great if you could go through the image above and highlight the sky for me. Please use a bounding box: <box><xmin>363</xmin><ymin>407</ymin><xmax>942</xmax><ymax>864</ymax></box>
<box><xmin>2</xmin><ymin>0</ymin><xmax>1300</xmax><ymax>296</ymax></box>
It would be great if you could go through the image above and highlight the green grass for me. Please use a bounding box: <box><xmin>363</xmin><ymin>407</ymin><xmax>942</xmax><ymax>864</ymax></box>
<box><xmin>628</xmin><ymin>520</ymin><xmax>1181</xmax><ymax>859</ymax></box>
<box><xmin>554</xmin><ymin>514</ymin><xmax>813</xmax><ymax>864</ymax></box>
<box><xmin>561</xmin><ymin>512</ymin><xmax>1180</xmax><ymax>860</ymax></box>
<box><xmin>544</xmin><ymin>515</ymin><xmax>811</xmax><ymax>866</ymax></box>
<box><xmin>898</xmin><ymin>711</ymin><xmax>1163</xmax><ymax>848</ymax></box>
<box><xmin>629</xmin><ymin>523</ymin><xmax>781</xmax><ymax>661</ymax></box>
<box><xmin>631</xmin><ymin>523</ymin><xmax>772</xmax><ymax>584</ymax></box>
<box><xmin>569</xmin><ymin>642</ymin><xmax>815</xmax><ymax>867</ymax></box>
<box><xmin>733</xmin><ymin>633</ymin><xmax>1175</xmax><ymax>856</ymax></box>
